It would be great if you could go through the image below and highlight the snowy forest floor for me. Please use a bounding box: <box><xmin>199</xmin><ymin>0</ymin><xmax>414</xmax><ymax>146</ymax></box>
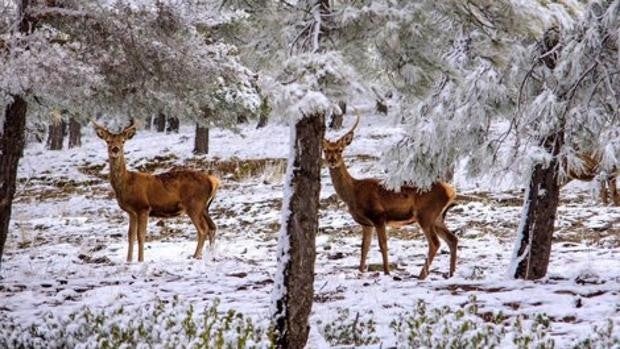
<box><xmin>1</xmin><ymin>117</ymin><xmax>619</xmax><ymax>348</ymax></box>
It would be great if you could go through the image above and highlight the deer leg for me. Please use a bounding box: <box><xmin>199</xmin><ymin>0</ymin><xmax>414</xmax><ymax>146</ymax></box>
<box><xmin>434</xmin><ymin>219</ymin><xmax>458</xmax><ymax>277</ymax></box>
<box><xmin>418</xmin><ymin>215</ymin><xmax>440</xmax><ymax>280</ymax></box>
<box><xmin>188</xmin><ymin>209</ymin><xmax>209</xmax><ymax>259</ymax></box>
<box><xmin>203</xmin><ymin>210</ymin><xmax>217</xmax><ymax>247</ymax></box>
<box><xmin>137</xmin><ymin>211</ymin><xmax>149</xmax><ymax>262</ymax></box>
<box><xmin>127</xmin><ymin>212</ymin><xmax>138</xmax><ymax>262</ymax></box>
<box><xmin>375</xmin><ymin>223</ymin><xmax>390</xmax><ymax>275</ymax></box>
<box><xmin>359</xmin><ymin>225</ymin><xmax>373</xmax><ymax>272</ymax></box>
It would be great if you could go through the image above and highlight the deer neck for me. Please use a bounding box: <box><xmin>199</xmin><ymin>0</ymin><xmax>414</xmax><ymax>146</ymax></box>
<box><xmin>108</xmin><ymin>154</ymin><xmax>129</xmax><ymax>194</ymax></box>
<box><xmin>329</xmin><ymin>162</ymin><xmax>357</xmax><ymax>206</ymax></box>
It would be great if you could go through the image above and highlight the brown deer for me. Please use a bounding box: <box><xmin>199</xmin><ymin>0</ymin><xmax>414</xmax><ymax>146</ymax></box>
<box><xmin>93</xmin><ymin>120</ymin><xmax>220</xmax><ymax>262</ymax></box>
<box><xmin>561</xmin><ymin>153</ymin><xmax>619</xmax><ymax>206</ymax></box>
<box><xmin>322</xmin><ymin>116</ymin><xmax>458</xmax><ymax>279</ymax></box>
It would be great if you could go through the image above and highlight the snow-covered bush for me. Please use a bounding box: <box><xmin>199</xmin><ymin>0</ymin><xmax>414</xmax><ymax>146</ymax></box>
<box><xmin>0</xmin><ymin>297</ymin><xmax>274</xmax><ymax>349</ymax></box>
<box><xmin>319</xmin><ymin>307</ymin><xmax>380</xmax><ymax>346</ymax></box>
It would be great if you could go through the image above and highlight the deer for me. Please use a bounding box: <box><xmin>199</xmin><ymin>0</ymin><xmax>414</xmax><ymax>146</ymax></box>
<box><xmin>93</xmin><ymin>120</ymin><xmax>220</xmax><ymax>262</ymax></box>
<box><xmin>561</xmin><ymin>153</ymin><xmax>619</xmax><ymax>206</ymax></box>
<box><xmin>322</xmin><ymin>115</ymin><xmax>458</xmax><ymax>280</ymax></box>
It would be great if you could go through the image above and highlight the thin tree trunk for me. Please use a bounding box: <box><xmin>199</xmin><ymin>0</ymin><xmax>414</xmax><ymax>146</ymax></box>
<box><xmin>193</xmin><ymin>123</ymin><xmax>209</xmax><ymax>154</ymax></box>
<box><xmin>68</xmin><ymin>117</ymin><xmax>81</xmax><ymax>148</ymax></box>
<box><xmin>46</xmin><ymin>119</ymin><xmax>66</xmax><ymax>150</ymax></box>
<box><xmin>154</xmin><ymin>112</ymin><xmax>166</xmax><ymax>132</ymax></box>
<box><xmin>166</xmin><ymin>116</ymin><xmax>179</xmax><ymax>133</ymax></box>
<box><xmin>256</xmin><ymin>96</ymin><xmax>270</xmax><ymax>129</ymax></box>
<box><xmin>0</xmin><ymin>96</ymin><xmax>27</xmax><ymax>272</ymax></box>
<box><xmin>510</xmin><ymin>134</ymin><xmax>562</xmax><ymax>280</ymax></box>
<box><xmin>273</xmin><ymin>112</ymin><xmax>325</xmax><ymax>348</ymax></box>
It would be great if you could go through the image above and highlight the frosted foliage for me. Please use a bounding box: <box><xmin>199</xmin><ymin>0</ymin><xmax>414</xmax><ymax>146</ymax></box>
<box><xmin>379</xmin><ymin>0</ymin><xmax>619</xmax><ymax>189</ymax></box>
<box><xmin>0</xmin><ymin>28</ymin><xmax>102</xmax><ymax>115</ymax></box>
<box><xmin>272</xmin><ymin>51</ymin><xmax>362</xmax><ymax>121</ymax></box>
<box><xmin>1</xmin><ymin>0</ymin><xmax>260</xmax><ymax>126</ymax></box>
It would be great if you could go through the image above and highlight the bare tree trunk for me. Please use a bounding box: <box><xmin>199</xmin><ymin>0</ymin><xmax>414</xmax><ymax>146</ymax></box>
<box><xmin>273</xmin><ymin>112</ymin><xmax>325</xmax><ymax>348</ymax></box>
<box><xmin>68</xmin><ymin>117</ymin><xmax>81</xmax><ymax>148</ymax></box>
<box><xmin>0</xmin><ymin>96</ymin><xmax>27</xmax><ymax>272</ymax></box>
<box><xmin>193</xmin><ymin>123</ymin><xmax>209</xmax><ymax>154</ymax></box>
<box><xmin>510</xmin><ymin>134</ymin><xmax>562</xmax><ymax>280</ymax></box>
<box><xmin>46</xmin><ymin>118</ymin><xmax>66</xmax><ymax>150</ymax></box>
<box><xmin>166</xmin><ymin>116</ymin><xmax>179</xmax><ymax>133</ymax></box>
<box><xmin>154</xmin><ymin>112</ymin><xmax>166</xmax><ymax>132</ymax></box>
<box><xmin>329</xmin><ymin>101</ymin><xmax>346</xmax><ymax>130</ymax></box>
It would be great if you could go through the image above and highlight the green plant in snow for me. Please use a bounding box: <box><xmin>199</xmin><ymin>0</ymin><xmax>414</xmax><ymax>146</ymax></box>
<box><xmin>320</xmin><ymin>307</ymin><xmax>380</xmax><ymax>346</ymax></box>
<box><xmin>0</xmin><ymin>297</ymin><xmax>274</xmax><ymax>349</ymax></box>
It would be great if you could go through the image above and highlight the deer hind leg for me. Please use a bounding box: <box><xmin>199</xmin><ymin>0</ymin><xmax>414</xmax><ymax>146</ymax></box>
<box><xmin>434</xmin><ymin>218</ymin><xmax>458</xmax><ymax>277</ymax></box>
<box><xmin>127</xmin><ymin>212</ymin><xmax>138</xmax><ymax>262</ymax></box>
<box><xmin>203</xmin><ymin>209</ymin><xmax>217</xmax><ymax>247</ymax></box>
<box><xmin>375</xmin><ymin>223</ymin><xmax>390</xmax><ymax>275</ymax></box>
<box><xmin>417</xmin><ymin>215</ymin><xmax>440</xmax><ymax>280</ymax></box>
<box><xmin>136</xmin><ymin>211</ymin><xmax>149</xmax><ymax>262</ymax></box>
<box><xmin>188</xmin><ymin>208</ymin><xmax>209</xmax><ymax>259</ymax></box>
<box><xmin>359</xmin><ymin>225</ymin><xmax>373</xmax><ymax>272</ymax></box>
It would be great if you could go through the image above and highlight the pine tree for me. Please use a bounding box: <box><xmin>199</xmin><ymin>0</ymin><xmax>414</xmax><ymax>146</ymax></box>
<box><xmin>0</xmin><ymin>0</ymin><xmax>260</xmax><ymax>271</ymax></box>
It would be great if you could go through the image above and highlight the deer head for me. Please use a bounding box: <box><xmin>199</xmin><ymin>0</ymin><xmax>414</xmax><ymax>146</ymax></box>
<box><xmin>93</xmin><ymin>120</ymin><xmax>137</xmax><ymax>159</ymax></box>
<box><xmin>322</xmin><ymin>115</ymin><xmax>360</xmax><ymax>169</ymax></box>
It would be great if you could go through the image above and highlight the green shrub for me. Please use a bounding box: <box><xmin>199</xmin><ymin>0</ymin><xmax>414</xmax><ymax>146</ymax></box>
<box><xmin>319</xmin><ymin>307</ymin><xmax>380</xmax><ymax>346</ymax></box>
<box><xmin>0</xmin><ymin>297</ymin><xmax>274</xmax><ymax>349</ymax></box>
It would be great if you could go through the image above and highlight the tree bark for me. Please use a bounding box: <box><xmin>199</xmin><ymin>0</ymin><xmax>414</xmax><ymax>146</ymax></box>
<box><xmin>328</xmin><ymin>101</ymin><xmax>346</xmax><ymax>130</ymax></box>
<box><xmin>154</xmin><ymin>112</ymin><xmax>166</xmax><ymax>132</ymax></box>
<box><xmin>256</xmin><ymin>96</ymin><xmax>270</xmax><ymax>129</ymax></box>
<box><xmin>68</xmin><ymin>117</ymin><xmax>81</xmax><ymax>148</ymax></box>
<box><xmin>273</xmin><ymin>112</ymin><xmax>325</xmax><ymax>348</ymax></box>
<box><xmin>511</xmin><ymin>134</ymin><xmax>562</xmax><ymax>280</ymax></box>
<box><xmin>166</xmin><ymin>116</ymin><xmax>179</xmax><ymax>133</ymax></box>
<box><xmin>193</xmin><ymin>123</ymin><xmax>209</xmax><ymax>154</ymax></box>
<box><xmin>46</xmin><ymin>119</ymin><xmax>66</xmax><ymax>150</ymax></box>
<box><xmin>0</xmin><ymin>96</ymin><xmax>28</xmax><ymax>272</ymax></box>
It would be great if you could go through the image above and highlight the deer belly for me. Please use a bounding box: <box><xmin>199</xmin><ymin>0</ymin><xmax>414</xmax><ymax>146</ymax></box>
<box><xmin>150</xmin><ymin>204</ymin><xmax>183</xmax><ymax>218</ymax></box>
<box><xmin>387</xmin><ymin>218</ymin><xmax>417</xmax><ymax>228</ymax></box>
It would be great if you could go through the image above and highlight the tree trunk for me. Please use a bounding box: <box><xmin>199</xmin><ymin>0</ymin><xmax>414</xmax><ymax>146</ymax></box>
<box><xmin>510</xmin><ymin>134</ymin><xmax>562</xmax><ymax>280</ymax></box>
<box><xmin>0</xmin><ymin>96</ymin><xmax>28</xmax><ymax>272</ymax></box>
<box><xmin>46</xmin><ymin>119</ymin><xmax>66</xmax><ymax>150</ymax></box>
<box><xmin>256</xmin><ymin>96</ymin><xmax>270</xmax><ymax>129</ymax></box>
<box><xmin>166</xmin><ymin>116</ymin><xmax>179</xmax><ymax>133</ymax></box>
<box><xmin>273</xmin><ymin>112</ymin><xmax>325</xmax><ymax>348</ymax></box>
<box><xmin>68</xmin><ymin>117</ymin><xmax>81</xmax><ymax>148</ymax></box>
<box><xmin>329</xmin><ymin>101</ymin><xmax>346</xmax><ymax>129</ymax></box>
<box><xmin>154</xmin><ymin>112</ymin><xmax>166</xmax><ymax>132</ymax></box>
<box><xmin>193</xmin><ymin>123</ymin><xmax>209</xmax><ymax>154</ymax></box>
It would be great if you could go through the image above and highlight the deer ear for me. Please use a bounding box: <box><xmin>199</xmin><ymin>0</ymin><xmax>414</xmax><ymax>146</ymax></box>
<box><xmin>123</xmin><ymin>126</ymin><xmax>136</xmax><ymax>140</ymax></box>
<box><xmin>93</xmin><ymin>124</ymin><xmax>109</xmax><ymax>140</ymax></box>
<box><xmin>322</xmin><ymin>139</ymin><xmax>329</xmax><ymax>148</ymax></box>
<box><xmin>339</xmin><ymin>132</ymin><xmax>354</xmax><ymax>147</ymax></box>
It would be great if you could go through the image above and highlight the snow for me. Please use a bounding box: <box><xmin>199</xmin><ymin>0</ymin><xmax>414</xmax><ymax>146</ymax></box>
<box><xmin>1</xmin><ymin>113</ymin><xmax>619</xmax><ymax>347</ymax></box>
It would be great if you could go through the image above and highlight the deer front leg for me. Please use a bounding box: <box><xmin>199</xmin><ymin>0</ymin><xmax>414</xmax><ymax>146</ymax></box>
<box><xmin>136</xmin><ymin>211</ymin><xmax>149</xmax><ymax>262</ymax></box>
<box><xmin>127</xmin><ymin>212</ymin><xmax>138</xmax><ymax>262</ymax></box>
<box><xmin>359</xmin><ymin>225</ymin><xmax>373</xmax><ymax>272</ymax></box>
<box><xmin>375</xmin><ymin>224</ymin><xmax>390</xmax><ymax>275</ymax></box>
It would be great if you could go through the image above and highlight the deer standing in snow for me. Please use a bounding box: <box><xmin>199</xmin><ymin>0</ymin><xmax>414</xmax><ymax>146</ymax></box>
<box><xmin>93</xmin><ymin>120</ymin><xmax>220</xmax><ymax>262</ymax></box>
<box><xmin>561</xmin><ymin>153</ymin><xmax>618</xmax><ymax>206</ymax></box>
<box><xmin>322</xmin><ymin>115</ymin><xmax>458</xmax><ymax>279</ymax></box>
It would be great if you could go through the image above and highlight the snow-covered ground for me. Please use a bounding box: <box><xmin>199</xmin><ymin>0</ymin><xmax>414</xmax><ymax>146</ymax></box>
<box><xmin>1</xmin><ymin>115</ymin><xmax>619</xmax><ymax>348</ymax></box>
